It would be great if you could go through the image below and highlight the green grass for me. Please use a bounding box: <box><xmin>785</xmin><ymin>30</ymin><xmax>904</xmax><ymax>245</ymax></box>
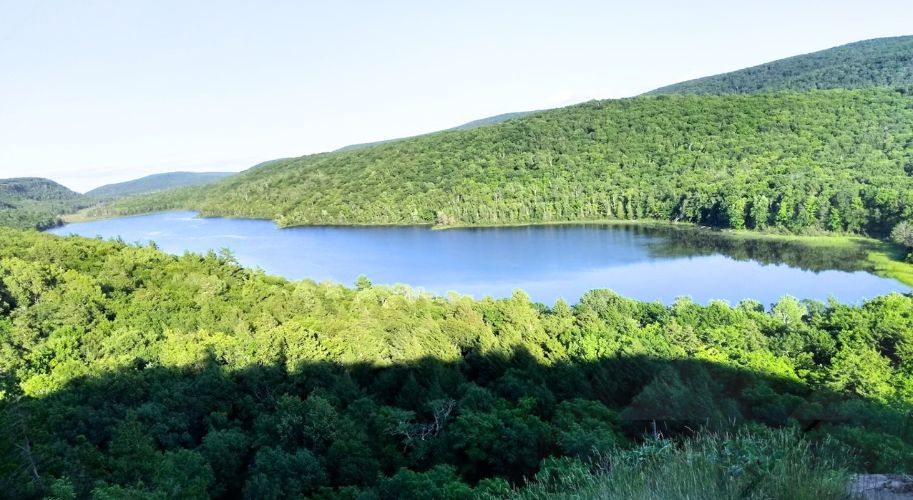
<box><xmin>506</xmin><ymin>428</ymin><xmax>853</xmax><ymax>500</ymax></box>
<box><xmin>868</xmin><ymin>249</ymin><xmax>913</xmax><ymax>287</ymax></box>
<box><xmin>720</xmin><ymin>228</ymin><xmax>913</xmax><ymax>287</ymax></box>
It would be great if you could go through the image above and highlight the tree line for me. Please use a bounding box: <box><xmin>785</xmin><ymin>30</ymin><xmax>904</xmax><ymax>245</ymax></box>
<box><xmin>646</xmin><ymin>35</ymin><xmax>913</xmax><ymax>95</ymax></box>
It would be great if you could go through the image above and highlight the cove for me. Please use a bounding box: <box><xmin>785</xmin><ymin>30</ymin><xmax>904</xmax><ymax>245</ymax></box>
<box><xmin>49</xmin><ymin>211</ymin><xmax>908</xmax><ymax>305</ymax></box>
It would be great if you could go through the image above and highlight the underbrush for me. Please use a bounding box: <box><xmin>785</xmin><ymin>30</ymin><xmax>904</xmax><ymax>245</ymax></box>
<box><xmin>507</xmin><ymin>428</ymin><xmax>852</xmax><ymax>500</ymax></box>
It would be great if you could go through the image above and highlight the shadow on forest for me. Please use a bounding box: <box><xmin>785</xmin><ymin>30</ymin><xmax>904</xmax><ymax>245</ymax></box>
<box><xmin>3</xmin><ymin>348</ymin><xmax>911</xmax><ymax>498</ymax></box>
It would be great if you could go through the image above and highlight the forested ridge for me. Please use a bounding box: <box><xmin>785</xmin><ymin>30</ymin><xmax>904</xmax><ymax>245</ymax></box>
<box><xmin>85</xmin><ymin>172</ymin><xmax>235</xmax><ymax>202</ymax></box>
<box><xmin>647</xmin><ymin>35</ymin><xmax>913</xmax><ymax>95</ymax></box>
<box><xmin>100</xmin><ymin>88</ymin><xmax>913</xmax><ymax>238</ymax></box>
<box><xmin>0</xmin><ymin>178</ymin><xmax>89</xmax><ymax>230</ymax></box>
<box><xmin>3</xmin><ymin>228</ymin><xmax>913</xmax><ymax>498</ymax></box>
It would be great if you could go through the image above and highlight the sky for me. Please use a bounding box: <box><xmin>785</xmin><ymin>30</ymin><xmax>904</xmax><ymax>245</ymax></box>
<box><xmin>1</xmin><ymin>1</ymin><xmax>911</xmax><ymax>192</ymax></box>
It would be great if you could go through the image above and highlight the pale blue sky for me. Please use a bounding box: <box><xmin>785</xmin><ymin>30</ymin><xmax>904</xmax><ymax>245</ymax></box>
<box><xmin>1</xmin><ymin>1</ymin><xmax>911</xmax><ymax>192</ymax></box>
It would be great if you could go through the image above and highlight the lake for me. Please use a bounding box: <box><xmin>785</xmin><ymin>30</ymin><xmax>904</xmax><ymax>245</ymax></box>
<box><xmin>49</xmin><ymin>211</ymin><xmax>908</xmax><ymax>305</ymax></box>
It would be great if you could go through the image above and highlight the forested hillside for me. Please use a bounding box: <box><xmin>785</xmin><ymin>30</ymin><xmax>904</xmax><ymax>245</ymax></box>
<box><xmin>647</xmin><ymin>35</ymin><xmax>913</xmax><ymax>95</ymax></box>
<box><xmin>104</xmin><ymin>88</ymin><xmax>913</xmax><ymax>237</ymax></box>
<box><xmin>2</xmin><ymin>228</ymin><xmax>913</xmax><ymax>498</ymax></box>
<box><xmin>85</xmin><ymin>171</ymin><xmax>234</xmax><ymax>201</ymax></box>
<box><xmin>0</xmin><ymin>172</ymin><xmax>233</xmax><ymax>229</ymax></box>
<box><xmin>0</xmin><ymin>178</ymin><xmax>88</xmax><ymax>230</ymax></box>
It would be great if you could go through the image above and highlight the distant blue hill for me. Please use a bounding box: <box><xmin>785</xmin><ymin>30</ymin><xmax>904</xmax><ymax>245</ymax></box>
<box><xmin>85</xmin><ymin>171</ymin><xmax>235</xmax><ymax>200</ymax></box>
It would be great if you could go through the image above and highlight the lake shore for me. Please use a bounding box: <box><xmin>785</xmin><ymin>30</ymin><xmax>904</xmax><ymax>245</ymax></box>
<box><xmin>434</xmin><ymin>217</ymin><xmax>913</xmax><ymax>286</ymax></box>
<box><xmin>59</xmin><ymin>209</ymin><xmax>913</xmax><ymax>288</ymax></box>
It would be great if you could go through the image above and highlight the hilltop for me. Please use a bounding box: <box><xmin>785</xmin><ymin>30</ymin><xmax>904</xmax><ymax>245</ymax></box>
<box><xmin>85</xmin><ymin>171</ymin><xmax>234</xmax><ymax>201</ymax></box>
<box><xmin>334</xmin><ymin>111</ymin><xmax>534</xmax><ymax>152</ymax></box>
<box><xmin>647</xmin><ymin>35</ymin><xmax>913</xmax><ymax>95</ymax></box>
<box><xmin>0</xmin><ymin>172</ymin><xmax>238</xmax><ymax>229</ymax></box>
<box><xmin>0</xmin><ymin>177</ymin><xmax>88</xmax><ymax>229</ymax></box>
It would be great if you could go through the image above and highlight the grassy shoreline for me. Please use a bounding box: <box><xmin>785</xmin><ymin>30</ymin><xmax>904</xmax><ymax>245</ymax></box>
<box><xmin>714</xmin><ymin>228</ymin><xmax>913</xmax><ymax>286</ymax></box>
<box><xmin>435</xmin><ymin>218</ymin><xmax>913</xmax><ymax>285</ymax></box>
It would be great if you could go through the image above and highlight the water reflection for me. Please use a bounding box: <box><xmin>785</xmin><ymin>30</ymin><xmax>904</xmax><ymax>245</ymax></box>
<box><xmin>48</xmin><ymin>213</ymin><xmax>907</xmax><ymax>305</ymax></box>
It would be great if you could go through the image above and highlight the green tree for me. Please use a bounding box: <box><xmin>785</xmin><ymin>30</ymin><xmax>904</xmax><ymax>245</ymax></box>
<box><xmin>243</xmin><ymin>447</ymin><xmax>328</xmax><ymax>500</ymax></box>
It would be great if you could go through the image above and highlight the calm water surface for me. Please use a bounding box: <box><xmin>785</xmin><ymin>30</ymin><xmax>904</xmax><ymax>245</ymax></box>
<box><xmin>49</xmin><ymin>211</ymin><xmax>908</xmax><ymax>305</ymax></box>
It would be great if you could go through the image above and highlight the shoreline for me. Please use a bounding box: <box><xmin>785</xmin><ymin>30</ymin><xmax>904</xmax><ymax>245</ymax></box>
<box><xmin>56</xmin><ymin>210</ymin><xmax>913</xmax><ymax>287</ymax></box>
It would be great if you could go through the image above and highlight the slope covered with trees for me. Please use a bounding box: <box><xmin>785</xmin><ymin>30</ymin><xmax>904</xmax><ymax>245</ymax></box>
<box><xmin>85</xmin><ymin>171</ymin><xmax>234</xmax><ymax>201</ymax></box>
<box><xmin>104</xmin><ymin>88</ymin><xmax>913</xmax><ymax>238</ymax></box>
<box><xmin>647</xmin><ymin>35</ymin><xmax>913</xmax><ymax>95</ymax></box>
<box><xmin>0</xmin><ymin>178</ymin><xmax>89</xmax><ymax>230</ymax></box>
<box><xmin>2</xmin><ymin>228</ymin><xmax>913</xmax><ymax>498</ymax></box>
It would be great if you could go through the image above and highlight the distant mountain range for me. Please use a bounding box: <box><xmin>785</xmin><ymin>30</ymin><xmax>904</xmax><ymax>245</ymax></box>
<box><xmin>646</xmin><ymin>35</ymin><xmax>913</xmax><ymax>95</ymax></box>
<box><xmin>85</xmin><ymin>171</ymin><xmax>235</xmax><ymax>200</ymax></box>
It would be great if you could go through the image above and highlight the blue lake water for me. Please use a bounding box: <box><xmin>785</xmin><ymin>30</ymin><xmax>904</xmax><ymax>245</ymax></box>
<box><xmin>49</xmin><ymin>211</ymin><xmax>909</xmax><ymax>305</ymax></box>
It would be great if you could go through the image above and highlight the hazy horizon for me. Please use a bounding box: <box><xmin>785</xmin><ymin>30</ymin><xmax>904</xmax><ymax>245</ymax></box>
<box><xmin>1</xmin><ymin>0</ymin><xmax>911</xmax><ymax>192</ymax></box>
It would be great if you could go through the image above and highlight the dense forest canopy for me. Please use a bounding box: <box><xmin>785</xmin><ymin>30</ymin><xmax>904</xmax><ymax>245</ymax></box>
<box><xmin>0</xmin><ymin>178</ymin><xmax>89</xmax><ymax>230</ymax></box>
<box><xmin>2</xmin><ymin>228</ymin><xmax>913</xmax><ymax>498</ymax></box>
<box><xmin>99</xmin><ymin>88</ymin><xmax>913</xmax><ymax>238</ymax></box>
<box><xmin>647</xmin><ymin>35</ymin><xmax>913</xmax><ymax>95</ymax></box>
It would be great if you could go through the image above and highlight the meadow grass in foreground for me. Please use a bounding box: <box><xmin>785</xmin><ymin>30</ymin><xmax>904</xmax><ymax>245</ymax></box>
<box><xmin>508</xmin><ymin>428</ymin><xmax>852</xmax><ymax>500</ymax></box>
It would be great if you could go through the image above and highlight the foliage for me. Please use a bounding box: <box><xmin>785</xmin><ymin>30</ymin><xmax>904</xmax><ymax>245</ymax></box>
<box><xmin>1</xmin><ymin>229</ymin><xmax>913</xmax><ymax>498</ymax></box>
<box><xmin>892</xmin><ymin>222</ymin><xmax>913</xmax><ymax>248</ymax></box>
<box><xmin>647</xmin><ymin>35</ymin><xmax>913</xmax><ymax>95</ymax></box>
<box><xmin>0</xmin><ymin>173</ymin><xmax>237</xmax><ymax>229</ymax></box>
<box><xmin>0</xmin><ymin>178</ymin><xmax>88</xmax><ymax>230</ymax></box>
<box><xmin>101</xmin><ymin>89</ymin><xmax>913</xmax><ymax>238</ymax></box>
<box><xmin>508</xmin><ymin>429</ymin><xmax>852</xmax><ymax>500</ymax></box>
<box><xmin>891</xmin><ymin>221</ymin><xmax>913</xmax><ymax>263</ymax></box>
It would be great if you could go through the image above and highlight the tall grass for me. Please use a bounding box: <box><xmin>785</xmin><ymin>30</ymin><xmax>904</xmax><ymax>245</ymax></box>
<box><xmin>504</xmin><ymin>428</ymin><xmax>853</xmax><ymax>500</ymax></box>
